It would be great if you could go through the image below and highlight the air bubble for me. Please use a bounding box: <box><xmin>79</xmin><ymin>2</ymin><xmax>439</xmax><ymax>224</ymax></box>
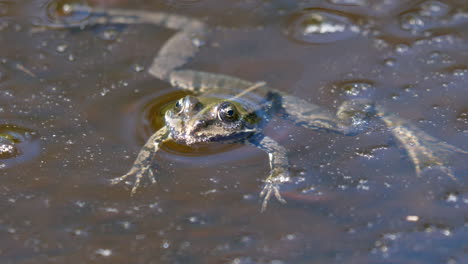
<box><xmin>133</xmin><ymin>64</ymin><xmax>145</xmax><ymax>73</ymax></box>
<box><xmin>398</xmin><ymin>1</ymin><xmax>461</xmax><ymax>34</ymax></box>
<box><xmin>395</xmin><ymin>44</ymin><xmax>409</xmax><ymax>54</ymax></box>
<box><xmin>95</xmin><ymin>248</ymin><xmax>112</xmax><ymax>257</ymax></box>
<box><xmin>56</xmin><ymin>44</ymin><xmax>68</xmax><ymax>53</ymax></box>
<box><xmin>399</xmin><ymin>12</ymin><xmax>426</xmax><ymax>32</ymax></box>
<box><xmin>336</xmin><ymin>81</ymin><xmax>374</xmax><ymax>97</ymax></box>
<box><xmin>456</xmin><ymin>109</ymin><xmax>468</xmax><ymax>124</ymax></box>
<box><xmin>444</xmin><ymin>192</ymin><xmax>458</xmax><ymax>203</ymax></box>
<box><xmin>98</xmin><ymin>27</ymin><xmax>120</xmax><ymax>41</ymax></box>
<box><xmin>42</xmin><ymin>0</ymin><xmax>90</xmax><ymax>27</ymax></box>
<box><xmin>384</xmin><ymin>58</ymin><xmax>396</xmax><ymax>67</ymax></box>
<box><xmin>285</xmin><ymin>8</ymin><xmax>360</xmax><ymax>44</ymax></box>
<box><xmin>419</xmin><ymin>1</ymin><xmax>450</xmax><ymax>18</ymax></box>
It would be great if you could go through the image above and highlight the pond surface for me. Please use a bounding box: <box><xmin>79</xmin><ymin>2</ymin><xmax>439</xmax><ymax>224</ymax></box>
<box><xmin>1</xmin><ymin>0</ymin><xmax>467</xmax><ymax>263</ymax></box>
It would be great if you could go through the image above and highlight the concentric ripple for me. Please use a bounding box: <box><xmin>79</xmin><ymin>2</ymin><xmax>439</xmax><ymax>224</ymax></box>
<box><xmin>85</xmin><ymin>87</ymin><xmax>239</xmax><ymax>158</ymax></box>
<box><xmin>139</xmin><ymin>91</ymin><xmax>240</xmax><ymax>156</ymax></box>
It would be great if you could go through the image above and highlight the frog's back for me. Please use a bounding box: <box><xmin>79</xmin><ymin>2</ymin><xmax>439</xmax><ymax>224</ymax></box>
<box><xmin>201</xmin><ymin>85</ymin><xmax>281</xmax><ymax>125</ymax></box>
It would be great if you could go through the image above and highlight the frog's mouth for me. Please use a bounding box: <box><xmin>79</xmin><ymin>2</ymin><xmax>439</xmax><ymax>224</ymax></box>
<box><xmin>166</xmin><ymin>118</ymin><xmax>256</xmax><ymax>145</ymax></box>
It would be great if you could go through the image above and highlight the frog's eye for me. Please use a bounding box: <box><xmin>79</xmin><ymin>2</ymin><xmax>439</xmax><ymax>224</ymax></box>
<box><xmin>218</xmin><ymin>102</ymin><xmax>239</xmax><ymax>122</ymax></box>
<box><xmin>174</xmin><ymin>99</ymin><xmax>183</xmax><ymax>113</ymax></box>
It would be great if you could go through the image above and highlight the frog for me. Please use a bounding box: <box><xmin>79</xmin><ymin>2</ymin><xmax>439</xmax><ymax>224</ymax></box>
<box><xmin>53</xmin><ymin>4</ymin><xmax>467</xmax><ymax>211</ymax></box>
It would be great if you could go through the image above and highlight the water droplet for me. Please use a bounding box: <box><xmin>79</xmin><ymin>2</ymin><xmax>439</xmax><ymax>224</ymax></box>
<box><xmin>399</xmin><ymin>12</ymin><xmax>426</xmax><ymax>32</ymax></box>
<box><xmin>456</xmin><ymin>109</ymin><xmax>468</xmax><ymax>124</ymax></box>
<box><xmin>398</xmin><ymin>1</ymin><xmax>458</xmax><ymax>34</ymax></box>
<box><xmin>384</xmin><ymin>58</ymin><xmax>396</xmax><ymax>67</ymax></box>
<box><xmin>419</xmin><ymin>1</ymin><xmax>450</xmax><ymax>18</ymax></box>
<box><xmin>395</xmin><ymin>44</ymin><xmax>409</xmax><ymax>54</ymax></box>
<box><xmin>100</xmin><ymin>88</ymin><xmax>110</xmax><ymax>96</ymax></box>
<box><xmin>192</xmin><ymin>37</ymin><xmax>204</xmax><ymax>47</ymax></box>
<box><xmin>98</xmin><ymin>27</ymin><xmax>120</xmax><ymax>41</ymax></box>
<box><xmin>161</xmin><ymin>240</ymin><xmax>170</xmax><ymax>249</ymax></box>
<box><xmin>133</xmin><ymin>64</ymin><xmax>145</xmax><ymax>73</ymax></box>
<box><xmin>336</xmin><ymin>81</ymin><xmax>374</xmax><ymax>97</ymax></box>
<box><xmin>56</xmin><ymin>44</ymin><xmax>68</xmax><ymax>53</ymax></box>
<box><xmin>285</xmin><ymin>8</ymin><xmax>360</xmax><ymax>44</ymax></box>
<box><xmin>95</xmin><ymin>248</ymin><xmax>112</xmax><ymax>257</ymax></box>
<box><xmin>406</xmin><ymin>215</ymin><xmax>419</xmax><ymax>222</ymax></box>
<box><xmin>42</xmin><ymin>0</ymin><xmax>91</xmax><ymax>26</ymax></box>
<box><xmin>441</xmin><ymin>228</ymin><xmax>452</xmax><ymax>236</ymax></box>
<box><xmin>445</xmin><ymin>192</ymin><xmax>458</xmax><ymax>203</ymax></box>
<box><xmin>452</xmin><ymin>68</ymin><xmax>467</xmax><ymax>77</ymax></box>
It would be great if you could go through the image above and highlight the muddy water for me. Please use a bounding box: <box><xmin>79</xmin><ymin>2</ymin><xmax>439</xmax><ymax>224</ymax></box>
<box><xmin>1</xmin><ymin>0</ymin><xmax>467</xmax><ymax>263</ymax></box>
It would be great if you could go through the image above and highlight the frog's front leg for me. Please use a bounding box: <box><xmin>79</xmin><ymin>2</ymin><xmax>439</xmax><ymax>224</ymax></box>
<box><xmin>111</xmin><ymin>126</ymin><xmax>171</xmax><ymax>194</ymax></box>
<box><xmin>248</xmin><ymin>134</ymin><xmax>290</xmax><ymax>212</ymax></box>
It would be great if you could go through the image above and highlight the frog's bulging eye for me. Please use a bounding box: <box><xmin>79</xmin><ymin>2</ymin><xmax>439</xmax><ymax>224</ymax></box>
<box><xmin>218</xmin><ymin>102</ymin><xmax>239</xmax><ymax>122</ymax></box>
<box><xmin>174</xmin><ymin>99</ymin><xmax>183</xmax><ymax>114</ymax></box>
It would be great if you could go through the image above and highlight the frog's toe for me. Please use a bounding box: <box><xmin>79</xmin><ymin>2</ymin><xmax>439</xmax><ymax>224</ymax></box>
<box><xmin>415</xmin><ymin>157</ymin><xmax>462</xmax><ymax>182</ymax></box>
<box><xmin>110</xmin><ymin>172</ymin><xmax>132</xmax><ymax>185</ymax></box>
<box><xmin>407</xmin><ymin>136</ymin><xmax>467</xmax><ymax>181</ymax></box>
<box><xmin>260</xmin><ymin>182</ymin><xmax>286</xmax><ymax>212</ymax></box>
<box><xmin>111</xmin><ymin>165</ymin><xmax>156</xmax><ymax>195</ymax></box>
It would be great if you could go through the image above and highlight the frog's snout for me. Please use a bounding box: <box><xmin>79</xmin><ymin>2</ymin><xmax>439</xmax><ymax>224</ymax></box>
<box><xmin>183</xmin><ymin>95</ymin><xmax>202</xmax><ymax>112</ymax></box>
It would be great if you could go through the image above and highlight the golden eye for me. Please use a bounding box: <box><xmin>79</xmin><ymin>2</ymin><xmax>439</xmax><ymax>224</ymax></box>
<box><xmin>218</xmin><ymin>102</ymin><xmax>239</xmax><ymax>122</ymax></box>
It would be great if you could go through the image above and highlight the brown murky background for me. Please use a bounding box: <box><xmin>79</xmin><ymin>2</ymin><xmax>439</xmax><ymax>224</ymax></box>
<box><xmin>1</xmin><ymin>0</ymin><xmax>467</xmax><ymax>263</ymax></box>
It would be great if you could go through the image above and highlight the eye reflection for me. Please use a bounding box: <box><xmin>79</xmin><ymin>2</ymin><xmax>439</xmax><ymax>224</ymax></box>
<box><xmin>218</xmin><ymin>102</ymin><xmax>239</xmax><ymax>122</ymax></box>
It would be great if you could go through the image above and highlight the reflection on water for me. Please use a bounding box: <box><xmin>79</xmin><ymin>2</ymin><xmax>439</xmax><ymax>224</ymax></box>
<box><xmin>0</xmin><ymin>0</ymin><xmax>467</xmax><ymax>263</ymax></box>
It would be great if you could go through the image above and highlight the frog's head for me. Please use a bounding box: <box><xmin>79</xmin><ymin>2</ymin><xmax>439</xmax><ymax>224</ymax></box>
<box><xmin>165</xmin><ymin>95</ymin><xmax>259</xmax><ymax>145</ymax></box>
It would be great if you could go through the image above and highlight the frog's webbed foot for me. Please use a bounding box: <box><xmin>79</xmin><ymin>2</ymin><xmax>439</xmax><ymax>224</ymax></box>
<box><xmin>380</xmin><ymin>113</ymin><xmax>467</xmax><ymax>180</ymax></box>
<box><xmin>260</xmin><ymin>169</ymin><xmax>289</xmax><ymax>212</ymax></box>
<box><xmin>248</xmin><ymin>135</ymin><xmax>290</xmax><ymax>212</ymax></box>
<box><xmin>111</xmin><ymin>162</ymin><xmax>156</xmax><ymax>195</ymax></box>
<box><xmin>112</xmin><ymin>126</ymin><xmax>170</xmax><ymax>195</ymax></box>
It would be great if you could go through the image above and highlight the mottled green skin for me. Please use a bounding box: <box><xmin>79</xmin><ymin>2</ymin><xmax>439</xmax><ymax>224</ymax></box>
<box><xmin>57</xmin><ymin>4</ymin><xmax>467</xmax><ymax>211</ymax></box>
<box><xmin>164</xmin><ymin>95</ymin><xmax>265</xmax><ymax>145</ymax></box>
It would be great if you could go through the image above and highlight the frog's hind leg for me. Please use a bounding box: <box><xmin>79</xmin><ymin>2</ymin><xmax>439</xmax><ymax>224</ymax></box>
<box><xmin>378</xmin><ymin>110</ymin><xmax>467</xmax><ymax>180</ymax></box>
<box><xmin>51</xmin><ymin>4</ymin><xmax>208</xmax><ymax>87</ymax></box>
<box><xmin>282</xmin><ymin>95</ymin><xmax>374</xmax><ymax>135</ymax></box>
<box><xmin>51</xmin><ymin>4</ymin><xmax>206</xmax><ymax>31</ymax></box>
<box><xmin>168</xmin><ymin>70</ymin><xmax>258</xmax><ymax>94</ymax></box>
